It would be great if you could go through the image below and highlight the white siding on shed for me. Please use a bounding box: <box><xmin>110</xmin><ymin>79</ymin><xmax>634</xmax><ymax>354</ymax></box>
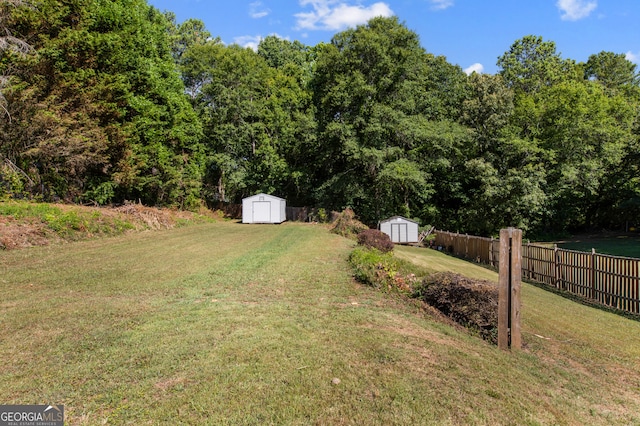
<box><xmin>379</xmin><ymin>216</ymin><xmax>419</xmax><ymax>243</ymax></box>
<box><xmin>242</xmin><ymin>193</ymin><xmax>286</xmax><ymax>224</ymax></box>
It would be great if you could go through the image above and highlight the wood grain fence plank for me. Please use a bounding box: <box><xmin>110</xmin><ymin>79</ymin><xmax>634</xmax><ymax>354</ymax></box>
<box><xmin>434</xmin><ymin>230</ymin><xmax>640</xmax><ymax>315</ymax></box>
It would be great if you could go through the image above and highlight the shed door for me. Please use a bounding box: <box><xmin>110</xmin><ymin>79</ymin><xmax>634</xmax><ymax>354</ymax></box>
<box><xmin>391</xmin><ymin>223</ymin><xmax>408</xmax><ymax>243</ymax></box>
<box><xmin>253</xmin><ymin>201</ymin><xmax>271</xmax><ymax>222</ymax></box>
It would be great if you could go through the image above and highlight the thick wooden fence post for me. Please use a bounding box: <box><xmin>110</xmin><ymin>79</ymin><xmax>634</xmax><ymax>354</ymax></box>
<box><xmin>590</xmin><ymin>248</ymin><xmax>596</xmax><ymax>301</ymax></box>
<box><xmin>498</xmin><ymin>228</ymin><xmax>522</xmax><ymax>351</ymax></box>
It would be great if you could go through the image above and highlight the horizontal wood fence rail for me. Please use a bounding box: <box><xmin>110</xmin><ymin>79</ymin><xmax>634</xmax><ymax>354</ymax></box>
<box><xmin>434</xmin><ymin>230</ymin><xmax>640</xmax><ymax>315</ymax></box>
<box><xmin>211</xmin><ymin>202</ymin><xmax>242</xmax><ymax>219</ymax></box>
<box><xmin>434</xmin><ymin>230</ymin><xmax>496</xmax><ymax>266</ymax></box>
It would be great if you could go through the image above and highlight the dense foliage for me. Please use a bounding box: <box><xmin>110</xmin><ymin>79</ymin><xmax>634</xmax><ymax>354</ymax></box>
<box><xmin>1</xmin><ymin>2</ymin><xmax>639</xmax><ymax>237</ymax></box>
<box><xmin>1</xmin><ymin>0</ymin><xmax>204</xmax><ymax>208</ymax></box>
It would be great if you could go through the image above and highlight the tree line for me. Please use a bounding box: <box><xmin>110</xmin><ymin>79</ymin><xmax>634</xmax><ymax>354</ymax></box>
<box><xmin>1</xmin><ymin>0</ymin><xmax>639</xmax><ymax>237</ymax></box>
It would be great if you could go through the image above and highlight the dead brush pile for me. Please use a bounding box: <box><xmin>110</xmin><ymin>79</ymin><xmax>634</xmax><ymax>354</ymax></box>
<box><xmin>113</xmin><ymin>202</ymin><xmax>176</xmax><ymax>230</ymax></box>
<box><xmin>0</xmin><ymin>216</ymin><xmax>55</xmax><ymax>250</ymax></box>
<box><xmin>357</xmin><ymin>229</ymin><xmax>394</xmax><ymax>252</ymax></box>
<box><xmin>330</xmin><ymin>208</ymin><xmax>368</xmax><ymax>239</ymax></box>
<box><xmin>413</xmin><ymin>272</ymin><xmax>498</xmax><ymax>344</ymax></box>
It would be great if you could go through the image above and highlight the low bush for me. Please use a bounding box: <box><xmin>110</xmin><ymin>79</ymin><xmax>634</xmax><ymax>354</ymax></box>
<box><xmin>357</xmin><ymin>229</ymin><xmax>394</xmax><ymax>252</ymax></box>
<box><xmin>348</xmin><ymin>246</ymin><xmax>419</xmax><ymax>293</ymax></box>
<box><xmin>349</xmin><ymin>246</ymin><xmax>396</xmax><ymax>289</ymax></box>
<box><xmin>412</xmin><ymin>272</ymin><xmax>498</xmax><ymax>344</ymax></box>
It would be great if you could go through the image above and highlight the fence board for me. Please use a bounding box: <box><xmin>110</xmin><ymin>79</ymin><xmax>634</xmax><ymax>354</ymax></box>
<box><xmin>435</xmin><ymin>230</ymin><xmax>640</xmax><ymax>315</ymax></box>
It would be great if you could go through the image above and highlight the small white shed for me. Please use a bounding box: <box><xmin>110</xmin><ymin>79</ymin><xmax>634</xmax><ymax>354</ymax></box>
<box><xmin>242</xmin><ymin>193</ymin><xmax>286</xmax><ymax>224</ymax></box>
<box><xmin>379</xmin><ymin>216</ymin><xmax>419</xmax><ymax>244</ymax></box>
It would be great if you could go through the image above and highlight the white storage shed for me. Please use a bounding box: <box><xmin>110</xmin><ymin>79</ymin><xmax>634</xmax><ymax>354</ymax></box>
<box><xmin>242</xmin><ymin>193</ymin><xmax>287</xmax><ymax>224</ymax></box>
<box><xmin>379</xmin><ymin>216</ymin><xmax>419</xmax><ymax>243</ymax></box>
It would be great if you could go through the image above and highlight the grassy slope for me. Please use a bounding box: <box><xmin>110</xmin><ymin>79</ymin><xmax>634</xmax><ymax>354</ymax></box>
<box><xmin>1</xmin><ymin>223</ymin><xmax>639</xmax><ymax>425</ymax></box>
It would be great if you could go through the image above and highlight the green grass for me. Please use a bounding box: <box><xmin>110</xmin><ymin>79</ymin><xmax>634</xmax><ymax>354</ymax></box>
<box><xmin>556</xmin><ymin>234</ymin><xmax>640</xmax><ymax>258</ymax></box>
<box><xmin>395</xmin><ymin>245</ymin><xmax>499</xmax><ymax>281</ymax></box>
<box><xmin>1</xmin><ymin>223</ymin><xmax>640</xmax><ymax>424</ymax></box>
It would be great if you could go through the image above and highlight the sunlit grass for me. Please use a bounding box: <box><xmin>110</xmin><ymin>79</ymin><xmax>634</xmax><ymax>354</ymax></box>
<box><xmin>1</xmin><ymin>222</ymin><xmax>639</xmax><ymax>424</ymax></box>
<box><xmin>395</xmin><ymin>245</ymin><xmax>499</xmax><ymax>281</ymax></box>
<box><xmin>557</xmin><ymin>234</ymin><xmax>640</xmax><ymax>258</ymax></box>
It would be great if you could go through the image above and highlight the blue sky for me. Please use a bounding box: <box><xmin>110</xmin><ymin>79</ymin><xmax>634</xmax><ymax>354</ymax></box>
<box><xmin>146</xmin><ymin>0</ymin><xmax>640</xmax><ymax>75</ymax></box>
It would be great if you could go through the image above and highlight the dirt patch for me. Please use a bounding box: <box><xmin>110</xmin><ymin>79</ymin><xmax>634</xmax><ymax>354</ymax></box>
<box><xmin>0</xmin><ymin>216</ymin><xmax>58</xmax><ymax>249</ymax></box>
<box><xmin>154</xmin><ymin>376</ymin><xmax>189</xmax><ymax>392</ymax></box>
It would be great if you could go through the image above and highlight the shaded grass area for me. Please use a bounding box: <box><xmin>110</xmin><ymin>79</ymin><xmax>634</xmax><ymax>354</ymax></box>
<box><xmin>556</xmin><ymin>233</ymin><xmax>640</xmax><ymax>258</ymax></box>
<box><xmin>1</xmin><ymin>223</ymin><xmax>640</xmax><ymax>424</ymax></box>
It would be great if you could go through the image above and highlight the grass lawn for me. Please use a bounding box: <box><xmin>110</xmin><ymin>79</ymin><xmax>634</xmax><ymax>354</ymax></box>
<box><xmin>1</xmin><ymin>222</ymin><xmax>639</xmax><ymax>425</ymax></box>
<box><xmin>554</xmin><ymin>233</ymin><xmax>640</xmax><ymax>258</ymax></box>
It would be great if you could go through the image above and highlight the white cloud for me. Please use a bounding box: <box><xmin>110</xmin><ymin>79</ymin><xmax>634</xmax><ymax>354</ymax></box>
<box><xmin>234</xmin><ymin>35</ymin><xmax>263</xmax><ymax>51</ymax></box>
<box><xmin>464</xmin><ymin>63</ymin><xmax>484</xmax><ymax>75</ymax></box>
<box><xmin>430</xmin><ymin>0</ymin><xmax>454</xmax><ymax>11</ymax></box>
<box><xmin>233</xmin><ymin>33</ymin><xmax>290</xmax><ymax>51</ymax></box>
<box><xmin>626</xmin><ymin>51</ymin><xmax>639</xmax><ymax>64</ymax></box>
<box><xmin>250</xmin><ymin>1</ymin><xmax>270</xmax><ymax>19</ymax></box>
<box><xmin>557</xmin><ymin>0</ymin><xmax>597</xmax><ymax>21</ymax></box>
<box><xmin>295</xmin><ymin>0</ymin><xmax>394</xmax><ymax>31</ymax></box>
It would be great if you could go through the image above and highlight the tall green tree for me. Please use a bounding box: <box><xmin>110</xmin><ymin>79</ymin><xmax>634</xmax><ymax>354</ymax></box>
<box><xmin>497</xmin><ymin>37</ymin><xmax>639</xmax><ymax>233</ymax></box>
<box><xmin>164</xmin><ymin>15</ymin><xmax>213</xmax><ymax>99</ymax></box>
<box><xmin>537</xmin><ymin>79</ymin><xmax>636</xmax><ymax>230</ymax></box>
<box><xmin>497</xmin><ymin>35</ymin><xmax>575</xmax><ymax>94</ymax></box>
<box><xmin>457</xmin><ymin>73</ymin><xmax>548</xmax><ymax>234</ymax></box>
<box><xmin>0</xmin><ymin>0</ymin><xmax>31</xmax><ymax>118</ymax></box>
<box><xmin>258</xmin><ymin>36</ymin><xmax>309</xmax><ymax>71</ymax></box>
<box><xmin>584</xmin><ymin>51</ymin><xmax>640</xmax><ymax>94</ymax></box>
<box><xmin>184</xmin><ymin>38</ymin><xmax>315</xmax><ymax>204</ymax></box>
<box><xmin>0</xmin><ymin>0</ymin><xmax>204</xmax><ymax>206</ymax></box>
<box><xmin>311</xmin><ymin>16</ymin><xmax>468</xmax><ymax>224</ymax></box>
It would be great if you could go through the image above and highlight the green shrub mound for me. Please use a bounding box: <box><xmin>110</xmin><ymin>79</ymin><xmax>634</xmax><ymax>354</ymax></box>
<box><xmin>413</xmin><ymin>272</ymin><xmax>498</xmax><ymax>344</ymax></box>
<box><xmin>348</xmin><ymin>247</ymin><xmax>396</xmax><ymax>289</ymax></box>
<box><xmin>357</xmin><ymin>229</ymin><xmax>394</xmax><ymax>252</ymax></box>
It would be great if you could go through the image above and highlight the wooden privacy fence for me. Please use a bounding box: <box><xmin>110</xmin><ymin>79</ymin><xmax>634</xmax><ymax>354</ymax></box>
<box><xmin>210</xmin><ymin>202</ymin><xmax>324</xmax><ymax>223</ymax></box>
<box><xmin>434</xmin><ymin>230</ymin><xmax>496</xmax><ymax>264</ymax></box>
<box><xmin>434</xmin><ymin>230</ymin><xmax>640</xmax><ymax>315</ymax></box>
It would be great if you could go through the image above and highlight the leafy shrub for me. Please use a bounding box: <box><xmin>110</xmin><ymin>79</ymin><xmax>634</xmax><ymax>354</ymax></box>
<box><xmin>83</xmin><ymin>181</ymin><xmax>115</xmax><ymax>205</ymax></box>
<box><xmin>357</xmin><ymin>229</ymin><xmax>394</xmax><ymax>252</ymax></box>
<box><xmin>413</xmin><ymin>272</ymin><xmax>498</xmax><ymax>344</ymax></box>
<box><xmin>349</xmin><ymin>246</ymin><xmax>396</xmax><ymax>288</ymax></box>
<box><xmin>330</xmin><ymin>208</ymin><xmax>368</xmax><ymax>239</ymax></box>
<box><xmin>348</xmin><ymin>246</ymin><xmax>419</xmax><ymax>293</ymax></box>
<box><xmin>317</xmin><ymin>208</ymin><xmax>328</xmax><ymax>223</ymax></box>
